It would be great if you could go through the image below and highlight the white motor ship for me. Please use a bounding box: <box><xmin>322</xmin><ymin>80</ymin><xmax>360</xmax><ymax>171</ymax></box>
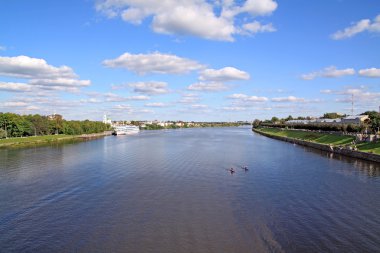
<box><xmin>112</xmin><ymin>125</ymin><xmax>140</xmax><ymax>135</ymax></box>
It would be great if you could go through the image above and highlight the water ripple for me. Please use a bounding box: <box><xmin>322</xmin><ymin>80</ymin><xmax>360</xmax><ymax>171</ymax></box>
<box><xmin>0</xmin><ymin>127</ymin><xmax>379</xmax><ymax>252</ymax></box>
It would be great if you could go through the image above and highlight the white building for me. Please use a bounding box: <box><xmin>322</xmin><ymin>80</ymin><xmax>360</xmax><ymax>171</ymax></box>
<box><xmin>103</xmin><ymin>114</ymin><xmax>112</xmax><ymax>125</ymax></box>
<box><xmin>315</xmin><ymin>118</ymin><xmax>342</xmax><ymax>124</ymax></box>
<box><xmin>341</xmin><ymin>115</ymin><xmax>369</xmax><ymax>125</ymax></box>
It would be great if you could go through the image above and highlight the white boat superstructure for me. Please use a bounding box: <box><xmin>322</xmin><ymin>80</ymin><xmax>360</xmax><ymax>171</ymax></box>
<box><xmin>112</xmin><ymin>125</ymin><xmax>140</xmax><ymax>135</ymax></box>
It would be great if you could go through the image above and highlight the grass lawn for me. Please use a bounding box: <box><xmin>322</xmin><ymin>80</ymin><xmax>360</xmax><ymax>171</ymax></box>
<box><xmin>258</xmin><ymin>128</ymin><xmax>355</xmax><ymax>145</ymax></box>
<box><xmin>356</xmin><ymin>142</ymin><xmax>380</xmax><ymax>155</ymax></box>
<box><xmin>256</xmin><ymin>127</ymin><xmax>380</xmax><ymax>155</ymax></box>
<box><xmin>0</xmin><ymin>135</ymin><xmax>78</xmax><ymax>147</ymax></box>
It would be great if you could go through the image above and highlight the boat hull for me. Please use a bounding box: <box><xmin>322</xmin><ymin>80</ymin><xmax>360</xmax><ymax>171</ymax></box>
<box><xmin>112</xmin><ymin>125</ymin><xmax>140</xmax><ymax>135</ymax></box>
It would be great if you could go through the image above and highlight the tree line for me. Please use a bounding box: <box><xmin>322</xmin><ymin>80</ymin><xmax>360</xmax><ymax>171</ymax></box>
<box><xmin>0</xmin><ymin>112</ymin><xmax>111</xmax><ymax>138</ymax></box>
<box><xmin>142</xmin><ymin>122</ymin><xmax>242</xmax><ymax>130</ymax></box>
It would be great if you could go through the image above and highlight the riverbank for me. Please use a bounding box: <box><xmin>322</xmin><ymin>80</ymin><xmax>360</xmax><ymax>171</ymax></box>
<box><xmin>253</xmin><ymin>127</ymin><xmax>380</xmax><ymax>163</ymax></box>
<box><xmin>0</xmin><ymin>131</ymin><xmax>112</xmax><ymax>148</ymax></box>
<box><xmin>141</xmin><ymin>122</ymin><xmax>246</xmax><ymax>130</ymax></box>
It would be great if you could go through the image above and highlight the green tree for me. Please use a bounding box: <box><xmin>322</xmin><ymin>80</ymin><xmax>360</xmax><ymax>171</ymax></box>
<box><xmin>49</xmin><ymin>114</ymin><xmax>63</xmax><ymax>134</ymax></box>
<box><xmin>285</xmin><ymin>115</ymin><xmax>293</xmax><ymax>121</ymax></box>
<box><xmin>0</xmin><ymin>128</ymin><xmax>7</xmax><ymax>139</ymax></box>
<box><xmin>323</xmin><ymin>112</ymin><xmax>342</xmax><ymax>119</ymax></box>
<box><xmin>252</xmin><ymin>119</ymin><xmax>261</xmax><ymax>128</ymax></box>
<box><xmin>361</xmin><ymin>111</ymin><xmax>380</xmax><ymax>132</ymax></box>
<box><xmin>0</xmin><ymin>113</ymin><xmax>11</xmax><ymax>138</ymax></box>
<box><xmin>271</xmin><ymin>117</ymin><xmax>279</xmax><ymax>123</ymax></box>
<box><xmin>26</xmin><ymin>114</ymin><xmax>50</xmax><ymax>135</ymax></box>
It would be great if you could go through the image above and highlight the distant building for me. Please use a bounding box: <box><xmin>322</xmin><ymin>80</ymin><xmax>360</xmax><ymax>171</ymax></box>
<box><xmin>285</xmin><ymin>115</ymin><xmax>369</xmax><ymax>126</ymax></box>
<box><xmin>103</xmin><ymin>114</ymin><xmax>112</xmax><ymax>125</ymax></box>
<box><xmin>158</xmin><ymin>121</ymin><xmax>174</xmax><ymax>127</ymax></box>
<box><xmin>285</xmin><ymin>119</ymin><xmax>315</xmax><ymax>125</ymax></box>
<box><xmin>341</xmin><ymin>115</ymin><xmax>369</xmax><ymax>125</ymax></box>
<box><xmin>315</xmin><ymin>118</ymin><xmax>341</xmax><ymax>124</ymax></box>
<box><xmin>175</xmin><ymin>121</ymin><xmax>185</xmax><ymax>127</ymax></box>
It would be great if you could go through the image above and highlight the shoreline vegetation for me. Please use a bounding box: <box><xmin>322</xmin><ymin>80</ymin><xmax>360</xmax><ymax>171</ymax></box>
<box><xmin>141</xmin><ymin>122</ymin><xmax>246</xmax><ymax>130</ymax></box>
<box><xmin>0</xmin><ymin>112</ymin><xmax>112</xmax><ymax>148</ymax></box>
<box><xmin>253</xmin><ymin>127</ymin><xmax>380</xmax><ymax>162</ymax></box>
<box><xmin>0</xmin><ymin>125</ymin><xmax>245</xmax><ymax>148</ymax></box>
<box><xmin>0</xmin><ymin>132</ymin><xmax>112</xmax><ymax>148</ymax></box>
<box><xmin>0</xmin><ymin>124</ymin><xmax>247</xmax><ymax>148</ymax></box>
<box><xmin>0</xmin><ymin>112</ymin><xmax>112</xmax><ymax>138</ymax></box>
<box><xmin>0</xmin><ymin>111</ymin><xmax>249</xmax><ymax>148</ymax></box>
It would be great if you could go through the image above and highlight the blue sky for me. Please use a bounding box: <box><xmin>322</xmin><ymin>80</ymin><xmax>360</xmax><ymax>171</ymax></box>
<box><xmin>0</xmin><ymin>0</ymin><xmax>379</xmax><ymax>121</ymax></box>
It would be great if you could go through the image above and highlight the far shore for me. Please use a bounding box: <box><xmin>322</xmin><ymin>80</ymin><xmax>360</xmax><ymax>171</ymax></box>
<box><xmin>0</xmin><ymin>131</ymin><xmax>112</xmax><ymax>148</ymax></box>
<box><xmin>0</xmin><ymin>125</ymin><xmax>250</xmax><ymax>148</ymax></box>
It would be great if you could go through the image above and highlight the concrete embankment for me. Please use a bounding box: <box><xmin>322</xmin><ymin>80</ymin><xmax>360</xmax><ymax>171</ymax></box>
<box><xmin>253</xmin><ymin>128</ymin><xmax>380</xmax><ymax>163</ymax></box>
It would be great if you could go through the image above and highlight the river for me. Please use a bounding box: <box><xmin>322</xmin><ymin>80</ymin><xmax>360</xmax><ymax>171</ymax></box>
<box><xmin>0</xmin><ymin>127</ymin><xmax>379</xmax><ymax>252</ymax></box>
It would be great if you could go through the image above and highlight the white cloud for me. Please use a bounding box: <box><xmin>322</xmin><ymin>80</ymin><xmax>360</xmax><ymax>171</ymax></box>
<box><xmin>112</xmin><ymin>104</ymin><xmax>154</xmax><ymax>115</ymax></box>
<box><xmin>254</xmin><ymin>106</ymin><xmax>272</xmax><ymax>111</ymax></box>
<box><xmin>0</xmin><ymin>55</ymin><xmax>90</xmax><ymax>92</ymax></box>
<box><xmin>226</xmin><ymin>93</ymin><xmax>268</xmax><ymax>109</ymax></box>
<box><xmin>301</xmin><ymin>73</ymin><xmax>317</xmax><ymax>81</ymax></box>
<box><xmin>322</xmin><ymin>67</ymin><xmax>355</xmax><ymax>78</ymax></box>
<box><xmin>191</xmin><ymin>104</ymin><xmax>208</xmax><ymax>109</ymax></box>
<box><xmin>241</xmin><ymin>21</ymin><xmax>276</xmax><ymax>34</ymax></box>
<box><xmin>3</xmin><ymin>101</ymin><xmax>28</xmax><ymax>107</ymax></box>
<box><xmin>222</xmin><ymin>106</ymin><xmax>246</xmax><ymax>111</ymax></box>
<box><xmin>37</xmin><ymin>85</ymin><xmax>81</xmax><ymax>93</ymax></box>
<box><xmin>335</xmin><ymin>88</ymin><xmax>380</xmax><ymax>105</ymax></box>
<box><xmin>0</xmin><ymin>97</ymin><xmax>93</xmax><ymax>117</ymax></box>
<box><xmin>227</xmin><ymin>93</ymin><xmax>268</xmax><ymax>102</ymax></box>
<box><xmin>358</xmin><ymin>68</ymin><xmax>380</xmax><ymax>78</ymax></box>
<box><xmin>0</xmin><ymin>82</ymin><xmax>33</xmax><ymax>92</ymax></box>
<box><xmin>187</xmin><ymin>82</ymin><xmax>229</xmax><ymax>92</ymax></box>
<box><xmin>182</xmin><ymin>93</ymin><xmax>198</xmax><ymax>97</ymax></box>
<box><xmin>301</xmin><ymin>66</ymin><xmax>355</xmax><ymax>80</ymax></box>
<box><xmin>151</xmin><ymin>4</ymin><xmax>235</xmax><ymax>41</ymax></box>
<box><xmin>271</xmin><ymin>96</ymin><xmax>305</xmax><ymax>102</ymax></box>
<box><xmin>145</xmin><ymin>102</ymin><xmax>168</xmax><ymax>107</ymax></box>
<box><xmin>25</xmin><ymin>106</ymin><xmax>40</xmax><ymax>111</ymax></box>
<box><xmin>178</xmin><ymin>93</ymin><xmax>200</xmax><ymax>104</ymax></box>
<box><xmin>104</xmin><ymin>93</ymin><xmax>128</xmax><ymax>102</ymax></box>
<box><xmin>179</xmin><ymin>105</ymin><xmax>212</xmax><ymax>114</ymax></box>
<box><xmin>103</xmin><ymin>52</ymin><xmax>204</xmax><ymax>75</ymax></box>
<box><xmin>0</xmin><ymin>55</ymin><xmax>76</xmax><ymax>79</ymax></box>
<box><xmin>113</xmin><ymin>104</ymin><xmax>132</xmax><ymax>110</ymax></box>
<box><xmin>80</xmin><ymin>98</ymin><xmax>102</xmax><ymax>104</ymax></box>
<box><xmin>126</xmin><ymin>95</ymin><xmax>151</xmax><ymax>100</ymax></box>
<box><xmin>29</xmin><ymin>78</ymin><xmax>90</xmax><ymax>87</ymax></box>
<box><xmin>199</xmin><ymin>67</ymin><xmax>250</xmax><ymax>82</ymax></box>
<box><xmin>331</xmin><ymin>19</ymin><xmax>370</xmax><ymax>40</ymax></box>
<box><xmin>331</xmin><ymin>14</ymin><xmax>380</xmax><ymax>40</ymax></box>
<box><xmin>129</xmin><ymin>81</ymin><xmax>169</xmax><ymax>94</ymax></box>
<box><xmin>320</xmin><ymin>89</ymin><xmax>333</xmax><ymax>94</ymax></box>
<box><xmin>105</xmin><ymin>92</ymin><xmax>151</xmax><ymax>102</ymax></box>
<box><xmin>242</xmin><ymin>0</ymin><xmax>278</xmax><ymax>16</ymax></box>
<box><xmin>105</xmin><ymin>93</ymin><xmax>128</xmax><ymax>102</ymax></box>
<box><xmin>96</xmin><ymin>0</ymin><xmax>278</xmax><ymax>41</ymax></box>
<box><xmin>0</xmin><ymin>45</ymin><xmax>6</xmax><ymax>51</ymax></box>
